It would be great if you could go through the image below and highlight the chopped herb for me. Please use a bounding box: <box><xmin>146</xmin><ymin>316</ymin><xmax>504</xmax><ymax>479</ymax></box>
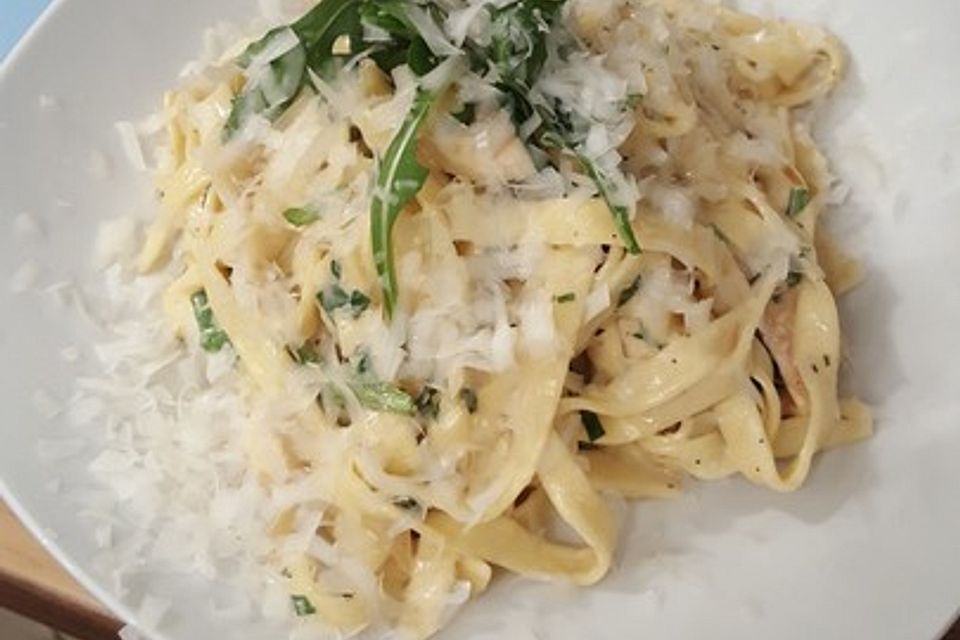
<box><xmin>292</xmin><ymin>344</ymin><xmax>322</xmax><ymax>365</ymax></box>
<box><xmin>283</xmin><ymin>207</ymin><xmax>319</xmax><ymax>226</ymax></box>
<box><xmin>632</xmin><ymin>331</ymin><xmax>645</xmax><ymax>340</ymax></box>
<box><xmin>748</xmin><ymin>273</ymin><xmax>761</xmax><ymax>285</ymax></box>
<box><xmin>580</xmin><ymin>410</ymin><xmax>606</xmax><ymax>442</ymax></box>
<box><xmin>823</xmin><ymin>354</ymin><xmax>832</xmax><ymax>367</ymax></box>
<box><xmin>349</xmin><ymin>289</ymin><xmax>371</xmax><ymax>317</ymax></box>
<box><xmin>786</xmin><ymin>187</ymin><xmax>811</xmax><ymax>218</ymax></box>
<box><xmin>318</xmin><ymin>283</ymin><xmax>350</xmax><ymax>313</ymax></box>
<box><xmin>617</xmin><ymin>276</ymin><xmax>642</xmax><ymax>307</ymax></box>
<box><xmin>577</xmin><ymin>441</ymin><xmax>600</xmax><ymax>451</ymax></box>
<box><xmin>330</xmin><ymin>259</ymin><xmax>342</xmax><ymax>280</ymax></box>
<box><xmin>354</xmin><ymin>351</ymin><xmax>371</xmax><ymax>375</ymax></box>
<box><xmin>393</xmin><ymin>496</ymin><xmax>420</xmax><ymax>510</ymax></box>
<box><xmin>785</xmin><ymin>271</ymin><xmax>803</xmax><ymax>287</ymax></box>
<box><xmin>415</xmin><ymin>386</ymin><xmax>441</xmax><ymax>420</ymax></box>
<box><xmin>291</xmin><ymin>594</ymin><xmax>317</xmax><ymax>617</ymax></box>
<box><xmin>190</xmin><ymin>290</ymin><xmax>230</xmax><ymax>353</ymax></box>
<box><xmin>711</xmin><ymin>224</ymin><xmax>731</xmax><ymax>244</ymax></box>
<box><xmin>370</xmin><ymin>88</ymin><xmax>436</xmax><ymax>317</ymax></box>
<box><xmin>625</xmin><ymin>94</ymin><xmax>643</xmax><ymax>109</ymax></box>
<box><xmin>459</xmin><ymin>387</ymin><xmax>478</xmax><ymax>414</ymax></box>
<box><xmin>555</xmin><ymin>292</ymin><xmax>576</xmax><ymax>303</ymax></box>
<box><xmin>452</xmin><ymin>102</ymin><xmax>477</xmax><ymax>126</ymax></box>
<box><xmin>351</xmin><ymin>380</ymin><xmax>416</xmax><ymax>415</ymax></box>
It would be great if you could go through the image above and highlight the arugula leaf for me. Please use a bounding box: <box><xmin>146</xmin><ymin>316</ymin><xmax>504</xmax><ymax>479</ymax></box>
<box><xmin>486</xmin><ymin>0</ymin><xmax>563</xmax><ymax>87</ymax></box>
<box><xmin>223</xmin><ymin>0</ymin><xmax>364</xmax><ymax>140</ymax></box>
<box><xmin>350</xmin><ymin>380</ymin><xmax>416</xmax><ymax>414</ymax></box>
<box><xmin>576</xmin><ymin>153</ymin><xmax>641</xmax><ymax>254</ymax></box>
<box><xmin>786</xmin><ymin>187</ymin><xmax>810</xmax><ymax>218</ymax></box>
<box><xmin>357</xmin><ymin>0</ymin><xmax>420</xmax><ymax>71</ymax></box>
<box><xmin>359</xmin><ymin>0</ymin><xmax>418</xmax><ymax>40</ymax></box>
<box><xmin>223</xmin><ymin>29</ymin><xmax>308</xmax><ymax>141</ymax></box>
<box><xmin>407</xmin><ymin>37</ymin><xmax>441</xmax><ymax>76</ymax></box>
<box><xmin>370</xmin><ymin>88</ymin><xmax>436</xmax><ymax>317</ymax></box>
<box><xmin>292</xmin><ymin>0</ymin><xmax>363</xmax><ymax>69</ymax></box>
<box><xmin>555</xmin><ymin>292</ymin><xmax>576</xmax><ymax>303</ymax></box>
<box><xmin>283</xmin><ymin>206</ymin><xmax>320</xmax><ymax>226</ymax></box>
<box><xmin>493</xmin><ymin>84</ymin><xmax>643</xmax><ymax>255</ymax></box>
<box><xmin>190</xmin><ymin>290</ymin><xmax>230</xmax><ymax>353</ymax></box>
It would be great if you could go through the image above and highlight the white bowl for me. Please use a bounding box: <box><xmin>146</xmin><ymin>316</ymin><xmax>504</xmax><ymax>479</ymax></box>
<box><xmin>2</xmin><ymin>1</ymin><xmax>959</xmax><ymax>638</ymax></box>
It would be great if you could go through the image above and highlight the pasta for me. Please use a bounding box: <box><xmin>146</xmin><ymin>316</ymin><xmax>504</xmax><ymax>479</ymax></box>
<box><xmin>132</xmin><ymin>0</ymin><xmax>873</xmax><ymax>636</ymax></box>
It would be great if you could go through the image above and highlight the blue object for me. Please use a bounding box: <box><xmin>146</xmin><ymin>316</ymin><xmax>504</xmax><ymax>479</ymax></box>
<box><xmin>1</xmin><ymin>0</ymin><xmax>52</xmax><ymax>60</ymax></box>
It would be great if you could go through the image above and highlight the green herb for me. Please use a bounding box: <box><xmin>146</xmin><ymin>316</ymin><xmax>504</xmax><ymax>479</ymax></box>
<box><xmin>283</xmin><ymin>207</ymin><xmax>320</xmax><ymax>226</ymax></box>
<box><xmin>786</xmin><ymin>187</ymin><xmax>810</xmax><ymax>218</ymax></box>
<box><xmin>190</xmin><ymin>290</ymin><xmax>230</xmax><ymax>353</ymax></box>
<box><xmin>415</xmin><ymin>386</ymin><xmax>441</xmax><ymax>420</ymax></box>
<box><xmin>291</xmin><ymin>594</ymin><xmax>317</xmax><ymax>616</ymax></box>
<box><xmin>577</xmin><ymin>441</ymin><xmax>600</xmax><ymax>451</ymax></box>
<box><xmin>407</xmin><ymin>37</ymin><xmax>441</xmax><ymax>76</ymax></box>
<box><xmin>577</xmin><ymin>153</ymin><xmax>641</xmax><ymax>254</ymax></box>
<box><xmin>452</xmin><ymin>102</ymin><xmax>477</xmax><ymax>126</ymax></box>
<box><xmin>223</xmin><ymin>0</ymin><xmax>364</xmax><ymax>140</ymax></box>
<box><xmin>632</xmin><ymin>331</ymin><xmax>644</xmax><ymax>340</ymax></box>
<box><xmin>579</xmin><ymin>410</ymin><xmax>606</xmax><ymax>442</ymax></box>
<box><xmin>370</xmin><ymin>88</ymin><xmax>436</xmax><ymax>317</ymax></box>
<box><xmin>555</xmin><ymin>292</ymin><xmax>576</xmax><ymax>303</ymax></box>
<box><xmin>393</xmin><ymin>496</ymin><xmax>420</xmax><ymax>510</ymax></box>
<box><xmin>459</xmin><ymin>387</ymin><xmax>478</xmax><ymax>414</ymax></box>
<box><xmin>617</xmin><ymin>276</ymin><xmax>642</xmax><ymax>307</ymax></box>
<box><xmin>291</xmin><ymin>343</ymin><xmax>322</xmax><ymax>365</ymax></box>
<box><xmin>318</xmin><ymin>283</ymin><xmax>350</xmax><ymax>313</ymax></box>
<box><xmin>354</xmin><ymin>351</ymin><xmax>372</xmax><ymax>375</ymax></box>
<box><xmin>330</xmin><ymin>259</ymin><xmax>342</xmax><ymax>280</ymax></box>
<box><xmin>711</xmin><ymin>223</ymin><xmax>731</xmax><ymax>244</ymax></box>
<box><xmin>349</xmin><ymin>289</ymin><xmax>371</xmax><ymax>317</ymax></box>
<box><xmin>785</xmin><ymin>271</ymin><xmax>803</xmax><ymax>287</ymax></box>
<box><xmin>350</xmin><ymin>380</ymin><xmax>416</xmax><ymax>415</ymax></box>
<box><xmin>625</xmin><ymin>94</ymin><xmax>643</xmax><ymax>109</ymax></box>
<box><xmin>358</xmin><ymin>0</ymin><xmax>417</xmax><ymax>40</ymax></box>
<box><xmin>358</xmin><ymin>0</ymin><xmax>434</xmax><ymax>73</ymax></box>
<box><xmin>485</xmin><ymin>0</ymin><xmax>563</xmax><ymax>88</ymax></box>
<box><xmin>223</xmin><ymin>31</ymin><xmax>308</xmax><ymax>140</ymax></box>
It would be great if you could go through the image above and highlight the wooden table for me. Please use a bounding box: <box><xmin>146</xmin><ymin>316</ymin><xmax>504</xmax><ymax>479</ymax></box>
<box><xmin>1</xmin><ymin>500</ymin><xmax>958</xmax><ymax>639</ymax></box>
<box><xmin>0</xmin><ymin>502</ymin><xmax>121</xmax><ymax>640</ymax></box>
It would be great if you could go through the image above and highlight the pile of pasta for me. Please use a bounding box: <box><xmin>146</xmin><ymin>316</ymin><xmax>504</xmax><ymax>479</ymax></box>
<box><xmin>137</xmin><ymin>0</ymin><xmax>872</xmax><ymax>637</ymax></box>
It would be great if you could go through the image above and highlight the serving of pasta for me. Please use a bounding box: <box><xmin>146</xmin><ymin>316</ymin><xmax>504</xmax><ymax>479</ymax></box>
<box><xmin>131</xmin><ymin>0</ymin><xmax>873</xmax><ymax>636</ymax></box>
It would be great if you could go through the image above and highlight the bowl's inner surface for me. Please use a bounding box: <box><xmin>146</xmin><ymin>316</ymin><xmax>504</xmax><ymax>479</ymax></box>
<box><xmin>1</xmin><ymin>1</ymin><xmax>959</xmax><ymax>639</ymax></box>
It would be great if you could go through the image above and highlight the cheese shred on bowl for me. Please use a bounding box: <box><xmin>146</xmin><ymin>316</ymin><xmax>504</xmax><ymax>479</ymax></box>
<box><xmin>85</xmin><ymin>0</ymin><xmax>873</xmax><ymax>637</ymax></box>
